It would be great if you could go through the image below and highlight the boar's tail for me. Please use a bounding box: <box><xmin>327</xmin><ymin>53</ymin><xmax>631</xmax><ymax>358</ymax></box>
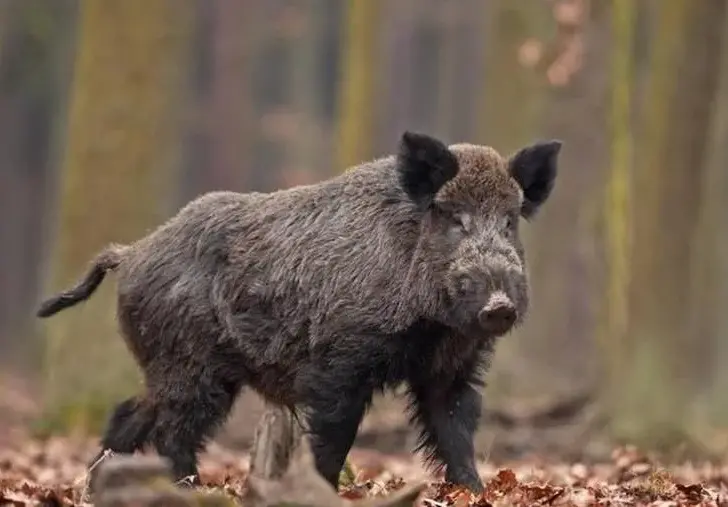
<box><xmin>36</xmin><ymin>243</ymin><xmax>129</xmax><ymax>318</ymax></box>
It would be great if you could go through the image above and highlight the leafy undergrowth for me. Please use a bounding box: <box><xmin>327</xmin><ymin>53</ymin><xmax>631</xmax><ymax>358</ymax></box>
<box><xmin>1</xmin><ymin>437</ymin><xmax>728</xmax><ymax>506</ymax></box>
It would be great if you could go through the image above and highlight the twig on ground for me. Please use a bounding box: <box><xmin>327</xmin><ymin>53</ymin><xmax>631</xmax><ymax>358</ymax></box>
<box><xmin>76</xmin><ymin>448</ymin><xmax>114</xmax><ymax>503</ymax></box>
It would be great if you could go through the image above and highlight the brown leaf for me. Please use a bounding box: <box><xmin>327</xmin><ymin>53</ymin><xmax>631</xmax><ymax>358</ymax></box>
<box><xmin>483</xmin><ymin>468</ymin><xmax>519</xmax><ymax>501</ymax></box>
<box><xmin>521</xmin><ymin>483</ymin><xmax>565</xmax><ymax>505</ymax></box>
<box><xmin>445</xmin><ymin>488</ymin><xmax>471</xmax><ymax>507</ymax></box>
<box><xmin>428</xmin><ymin>481</ymin><xmax>462</xmax><ymax>502</ymax></box>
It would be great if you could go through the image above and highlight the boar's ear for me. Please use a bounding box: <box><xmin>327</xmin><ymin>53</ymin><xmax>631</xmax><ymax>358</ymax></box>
<box><xmin>396</xmin><ymin>131</ymin><xmax>459</xmax><ymax>210</ymax></box>
<box><xmin>508</xmin><ymin>140</ymin><xmax>562</xmax><ymax>219</ymax></box>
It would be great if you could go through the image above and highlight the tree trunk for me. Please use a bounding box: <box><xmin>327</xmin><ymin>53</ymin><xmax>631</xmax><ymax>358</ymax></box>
<box><xmin>624</xmin><ymin>0</ymin><xmax>726</xmax><ymax>445</ymax></box>
<box><xmin>600</xmin><ymin>0</ymin><xmax>635</xmax><ymax>419</ymax></box>
<box><xmin>0</xmin><ymin>0</ymin><xmax>76</xmax><ymax>370</ymax></box>
<box><xmin>206</xmin><ymin>0</ymin><xmax>255</xmax><ymax>192</ymax></box>
<box><xmin>38</xmin><ymin>0</ymin><xmax>193</xmax><ymax>434</ymax></box>
<box><xmin>285</xmin><ymin>0</ymin><xmax>327</xmax><ymax>185</ymax></box>
<box><xmin>334</xmin><ymin>0</ymin><xmax>380</xmax><ymax>170</ymax></box>
<box><xmin>496</xmin><ymin>0</ymin><xmax>609</xmax><ymax>403</ymax></box>
<box><xmin>478</xmin><ymin>0</ymin><xmax>547</xmax><ymax>153</ymax></box>
<box><xmin>375</xmin><ymin>0</ymin><xmax>416</xmax><ymax>152</ymax></box>
<box><xmin>433</xmin><ymin>1</ymin><xmax>459</xmax><ymax>140</ymax></box>
<box><xmin>698</xmin><ymin>6</ymin><xmax>728</xmax><ymax>424</ymax></box>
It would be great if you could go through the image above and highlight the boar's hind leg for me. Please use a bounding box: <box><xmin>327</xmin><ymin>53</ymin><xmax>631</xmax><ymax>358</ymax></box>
<box><xmin>298</xmin><ymin>361</ymin><xmax>373</xmax><ymax>490</ymax></box>
<box><xmin>408</xmin><ymin>378</ymin><xmax>484</xmax><ymax>493</ymax></box>
<box><xmin>86</xmin><ymin>396</ymin><xmax>155</xmax><ymax>491</ymax></box>
<box><xmin>146</xmin><ymin>374</ymin><xmax>243</xmax><ymax>485</ymax></box>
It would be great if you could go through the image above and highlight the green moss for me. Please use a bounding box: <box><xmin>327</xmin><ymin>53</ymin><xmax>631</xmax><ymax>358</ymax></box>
<box><xmin>338</xmin><ymin>458</ymin><xmax>357</xmax><ymax>487</ymax></box>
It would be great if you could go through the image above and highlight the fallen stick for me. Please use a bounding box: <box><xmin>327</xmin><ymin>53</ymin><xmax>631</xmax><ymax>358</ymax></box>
<box><xmin>243</xmin><ymin>405</ymin><xmax>426</xmax><ymax>507</ymax></box>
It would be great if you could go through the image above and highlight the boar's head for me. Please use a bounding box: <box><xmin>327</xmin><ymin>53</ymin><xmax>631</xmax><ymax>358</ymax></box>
<box><xmin>397</xmin><ymin>132</ymin><xmax>561</xmax><ymax>338</ymax></box>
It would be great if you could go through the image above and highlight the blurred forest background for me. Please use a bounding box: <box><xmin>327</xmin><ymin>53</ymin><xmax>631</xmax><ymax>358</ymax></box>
<box><xmin>2</xmin><ymin>0</ymin><xmax>728</xmax><ymax>465</ymax></box>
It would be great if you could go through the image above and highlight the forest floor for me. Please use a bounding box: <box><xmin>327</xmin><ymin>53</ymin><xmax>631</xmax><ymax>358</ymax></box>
<box><xmin>2</xmin><ymin>434</ymin><xmax>728</xmax><ymax>507</ymax></box>
<box><xmin>3</xmin><ymin>373</ymin><xmax>728</xmax><ymax>505</ymax></box>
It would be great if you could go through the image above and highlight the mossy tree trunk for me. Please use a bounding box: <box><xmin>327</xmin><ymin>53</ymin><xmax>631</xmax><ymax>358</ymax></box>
<box><xmin>600</xmin><ymin>0</ymin><xmax>635</xmax><ymax>423</ymax></box>
<box><xmin>39</xmin><ymin>0</ymin><xmax>193</xmax><ymax>434</ymax></box>
<box><xmin>334</xmin><ymin>0</ymin><xmax>380</xmax><ymax>171</ymax></box>
<box><xmin>622</xmin><ymin>0</ymin><xmax>726</xmax><ymax>446</ymax></box>
<box><xmin>697</xmin><ymin>9</ymin><xmax>728</xmax><ymax>425</ymax></box>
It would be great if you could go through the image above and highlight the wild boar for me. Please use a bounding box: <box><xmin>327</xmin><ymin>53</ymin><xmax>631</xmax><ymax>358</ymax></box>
<box><xmin>36</xmin><ymin>131</ymin><xmax>561</xmax><ymax>493</ymax></box>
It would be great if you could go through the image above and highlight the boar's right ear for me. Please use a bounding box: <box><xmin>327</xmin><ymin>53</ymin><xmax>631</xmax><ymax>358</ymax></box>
<box><xmin>396</xmin><ymin>131</ymin><xmax>459</xmax><ymax>210</ymax></box>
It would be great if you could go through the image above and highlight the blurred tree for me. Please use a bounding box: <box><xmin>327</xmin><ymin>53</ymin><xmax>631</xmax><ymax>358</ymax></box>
<box><xmin>375</xmin><ymin>0</ymin><xmax>416</xmax><ymax>152</ymax></box>
<box><xmin>600</xmin><ymin>0</ymin><xmax>634</xmax><ymax>424</ymax></box>
<box><xmin>0</xmin><ymin>0</ymin><xmax>12</xmax><ymax>54</ymax></box>
<box><xmin>697</xmin><ymin>9</ymin><xmax>728</xmax><ymax>425</ymax></box>
<box><xmin>624</xmin><ymin>0</ymin><xmax>727</xmax><ymax>447</ymax></box>
<box><xmin>434</xmin><ymin>1</ymin><xmax>459</xmax><ymax>140</ymax></box>
<box><xmin>245</xmin><ymin>1</ymin><xmax>290</xmax><ymax>192</ymax></box>
<box><xmin>206</xmin><ymin>0</ymin><xmax>255</xmax><ymax>191</ymax></box>
<box><xmin>407</xmin><ymin>3</ymin><xmax>443</xmax><ymax>136</ymax></box>
<box><xmin>0</xmin><ymin>0</ymin><xmax>77</xmax><ymax>370</ymax></box>
<box><xmin>334</xmin><ymin>0</ymin><xmax>380</xmax><ymax>170</ymax></box>
<box><xmin>478</xmin><ymin>0</ymin><xmax>547</xmax><ymax>154</ymax></box>
<box><xmin>38</xmin><ymin>0</ymin><xmax>193</xmax><ymax>434</ymax></box>
<box><xmin>449</xmin><ymin>0</ymin><xmax>487</xmax><ymax>142</ymax></box>
<box><xmin>493</xmin><ymin>0</ymin><xmax>608</xmax><ymax>403</ymax></box>
<box><xmin>285</xmin><ymin>0</ymin><xmax>327</xmax><ymax>184</ymax></box>
<box><xmin>478</xmin><ymin>0</ymin><xmax>556</xmax><ymax>401</ymax></box>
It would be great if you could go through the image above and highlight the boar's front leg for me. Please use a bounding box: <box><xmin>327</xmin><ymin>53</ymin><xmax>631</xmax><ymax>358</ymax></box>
<box><xmin>297</xmin><ymin>346</ymin><xmax>374</xmax><ymax>490</ymax></box>
<box><xmin>408</xmin><ymin>377</ymin><xmax>484</xmax><ymax>493</ymax></box>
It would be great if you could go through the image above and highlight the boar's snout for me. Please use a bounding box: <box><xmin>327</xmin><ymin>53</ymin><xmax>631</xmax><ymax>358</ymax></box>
<box><xmin>477</xmin><ymin>291</ymin><xmax>517</xmax><ymax>336</ymax></box>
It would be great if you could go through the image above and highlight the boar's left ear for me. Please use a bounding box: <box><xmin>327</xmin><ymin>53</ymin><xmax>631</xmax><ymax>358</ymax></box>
<box><xmin>508</xmin><ymin>140</ymin><xmax>562</xmax><ymax>219</ymax></box>
<box><xmin>397</xmin><ymin>131</ymin><xmax>460</xmax><ymax>210</ymax></box>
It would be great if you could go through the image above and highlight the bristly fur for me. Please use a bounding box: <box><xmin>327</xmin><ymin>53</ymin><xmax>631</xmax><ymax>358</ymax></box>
<box><xmin>36</xmin><ymin>131</ymin><xmax>561</xmax><ymax>495</ymax></box>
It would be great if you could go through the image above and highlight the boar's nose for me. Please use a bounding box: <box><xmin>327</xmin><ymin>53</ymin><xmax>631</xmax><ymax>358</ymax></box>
<box><xmin>478</xmin><ymin>291</ymin><xmax>517</xmax><ymax>336</ymax></box>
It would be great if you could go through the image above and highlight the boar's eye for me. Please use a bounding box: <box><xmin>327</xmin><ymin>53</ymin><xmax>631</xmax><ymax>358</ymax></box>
<box><xmin>502</xmin><ymin>214</ymin><xmax>517</xmax><ymax>238</ymax></box>
<box><xmin>505</xmin><ymin>215</ymin><xmax>514</xmax><ymax>230</ymax></box>
<box><xmin>456</xmin><ymin>274</ymin><xmax>472</xmax><ymax>296</ymax></box>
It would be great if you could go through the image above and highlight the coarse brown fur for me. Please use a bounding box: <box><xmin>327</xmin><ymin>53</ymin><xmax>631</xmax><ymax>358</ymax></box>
<box><xmin>36</xmin><ymin>131</ymin><xmax>562</xmax><ymax>494</ymax></box>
